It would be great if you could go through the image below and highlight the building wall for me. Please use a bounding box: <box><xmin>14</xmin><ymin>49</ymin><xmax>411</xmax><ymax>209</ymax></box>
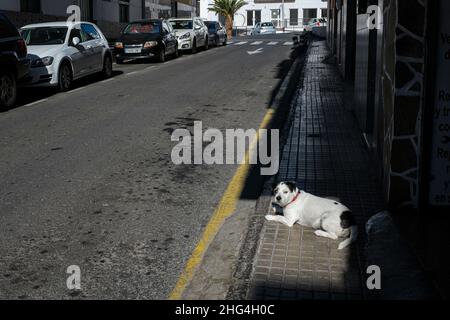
<box><xmin>0</xmin><ymin>0</ymin><xmax>198</xmax><ymax>39</ymax></box>
<box><xmin>327</xmin><ymin>0</ymin><xmax>429</xmax><ymax>209</ymax></box>
<box><xmin>1</xmin><ymin>0</ymin><xmax>20</xmax><ymax>12</ymax></box>
<box><xmin>199</xmin><ymin>0</ymin><xmax>327</xmax><ymax>28</ymax></box>
<box><xmin>383</xmin><ymin>0</ymin><xmax>428</xmax><ymax>208</ymax></box>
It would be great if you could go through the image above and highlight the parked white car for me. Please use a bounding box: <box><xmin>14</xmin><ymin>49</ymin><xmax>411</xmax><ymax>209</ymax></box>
<box><xmin>20</xmin><ymin>21</ymin><xmax>113</xmax><ymax>91</ymax></box>
<box><xmin>251</xmin><ymin>22</ymin><xmax>277</xmax><ymax>35</ymax></box>
<box><xmin>168</xmin><ymin>18</ymin><xmax>208</xmax><ymax>53</ymax></box>
<box><xmin>304</xmin><ymin>18</ymin><xmax>327</xmax><ymax>32</ymax></box>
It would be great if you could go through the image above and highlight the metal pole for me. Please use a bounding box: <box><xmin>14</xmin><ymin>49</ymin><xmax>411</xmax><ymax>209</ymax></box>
<box><xmin>281</xmin><ymin>0</ymin><xmax>285</xmax><ymax>31</ymax></box>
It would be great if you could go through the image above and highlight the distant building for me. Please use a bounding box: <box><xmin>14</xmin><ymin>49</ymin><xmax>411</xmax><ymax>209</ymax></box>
<box><xmin>0</xmin><ymin>0</ymin><xmax>197</xmax><ymax>39</ymax></box>
<box><xmin>199</xmin><ymin>0</ymin><xmax>327</xmax><ymax>29</ymax></box>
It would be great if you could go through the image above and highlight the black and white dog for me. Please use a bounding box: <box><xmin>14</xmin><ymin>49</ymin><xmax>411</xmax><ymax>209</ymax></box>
<box><xmin>266</xmin><ymin>182</ymin><xmax>358</xmax><ymax>250</ymax></box>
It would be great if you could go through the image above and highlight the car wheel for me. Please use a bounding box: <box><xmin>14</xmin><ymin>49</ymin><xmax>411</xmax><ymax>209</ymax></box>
<box><xmin>158</xmin><ymin>48</ymin><xmax>165</xmax><ymax>63</ymax></box>
<box><xmin>223</xmin><ymin>37</ymin><xmax>227</xmax><ymax>46</ymax></box>
<box><xmin>174</xmin><ymin>45</ymin><xmax>179</xmax><ymax>59</ymax></box>
<box><xmin>191</xmin><ymin>39</ymin><xmax>197</xmax><ymax>54</ymax></box>
<box><xmin>58</xmin><ymin>62</ymin><xmax>72</xmax><ymax>92</ymax></box>
<box><xmin>204</xmin><ymin>36</ymin><xmax>209</xmax><ymax>50</ymax></box>
<box><xmin>0</xmin><ymin>72</ymin><xmax>17</xmax><ymax>109</ymax></box>
<box><xmin>215</xmin><ymin>35</ymin><xmax>219</xmax><ymax>46</ymax></box>
<box><xmin>116</xmin><ymin>58</ymin><xmax>124</xmax><ymax>64</ymax></box>
<box><xmin>102</xmin><ymin>55</ymin><xmax>113</xmax><ymax>78</ymax></box>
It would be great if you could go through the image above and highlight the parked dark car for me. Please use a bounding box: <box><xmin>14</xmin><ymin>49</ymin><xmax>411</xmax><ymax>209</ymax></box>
<box><xmin>114</xmin><ymin>19</ymin><xmax>178</xmax><ymax>63</ymax></box>
<box><xmin>204</xmin><ymin>21</ymin><xmax>227</xmax><ymax>47</ymax></box>
<box><xmin>0</xmin><ymin>13</ymin><xmax>29</xmax><ymax>108</ymax></box>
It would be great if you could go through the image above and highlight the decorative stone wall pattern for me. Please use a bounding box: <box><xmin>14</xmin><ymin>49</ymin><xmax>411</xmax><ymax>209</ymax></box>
<box><xmin>383</xmin><ymin>0</ymin><xmax>428</xmax><ymax>208</ymax></box>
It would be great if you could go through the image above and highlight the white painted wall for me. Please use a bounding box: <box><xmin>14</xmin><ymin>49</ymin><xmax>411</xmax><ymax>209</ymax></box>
<box><xmin>199</xmin><ymin>0</ymin><xmax>217</xmax><ymax>21</ymax></box>
<box><xmin>199</xmin><ymin>0</ymin><xmax>326</xmax><ymax>26</ymax></box>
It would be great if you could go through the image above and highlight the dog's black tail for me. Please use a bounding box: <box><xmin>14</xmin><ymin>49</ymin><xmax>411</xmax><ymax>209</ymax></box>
<box><xmin>340</xmin><ymin>210</ymin><xmax>356</xmax><ymax>229</ymax></box>
<box><xmin>338</xmin><ymin>211</ymin><xmax>358</xmax><ymax>250</ymax></box>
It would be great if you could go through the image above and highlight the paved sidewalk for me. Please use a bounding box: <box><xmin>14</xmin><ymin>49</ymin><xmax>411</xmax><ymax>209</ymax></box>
<box><xmin>247</xmin><ymin>40</ymin><xmax>385</xmax><ymax>300</ymax></box>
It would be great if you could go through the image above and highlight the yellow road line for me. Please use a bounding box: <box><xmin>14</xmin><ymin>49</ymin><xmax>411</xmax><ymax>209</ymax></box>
<box><xmin>169</xmin><ymin>108</ymin><xmax>275</xmax><ymax>300</ymax></box>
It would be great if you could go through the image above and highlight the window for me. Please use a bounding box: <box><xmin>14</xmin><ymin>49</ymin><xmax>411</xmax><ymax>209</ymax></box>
<box><xmin>255</xmin><ymin>10</ymin><xmax>261</xmax><ymax>24</ymax></box>
<box><xmin>69</xmin><ymin>27</ymin><xmax>89</xmax><ymax>44</ymax></box>
<box><xmin>206</xmin><ymin>22</ymin><xmax>216</xmax><ymax>31</ymax></box>
<box><xmin>124</xmin><ymin>21</ymin><xmax>161</xmax><ymax>34</ymax></box>
<box><xmin>79</xmin><ymin>0</ymin><xmax>93</xmax><ymax>21</ymax></box>
<box><xmin>290</xmin><ymin>9</ymin><xmax>298</xmax><ymax>26</ymax></box>
<box><xmin>21</xmin><ymin>0</ymin><xmax>41</xmax><ymax>13</ymax></box>
<box><xmin>247</xmin><ymin>10</ymin><xmax>261</xmax><ymax>26</ymax></box>
<box><xmin>246</xmin><ymin>11</ymin><xmax>253</xmax><ymax>26</ymax></box>
<box><xmin>357</xmin><ymin>0</ymin><xmax>368</xmax><ymax>14</ymax></box>
<box><xmin>167</xmin><ymin>22</ymin><xmax>174</xmax><ymax>33</ymax></box>
<box><xmin>162</xmin><ymin>22</ymin><xmax>170</xmax><ymax>34</ymax></box>
<box><xmin>194</xmin><ymin>19</ymin><xmax>203</xmax><ymax>29</ymax></box>
<box><xmin>271</xmin><ymin>9</ymin><xmax>280</xmax><ymax>27</ymax></box>
<box><xmin>119</xmin><ymin>0</ymin><xmax>130</xmax><ymax>23</ymax></box>
<box><xmin>21</xmin><ymin>27</ymin><xmax>68</xmax><ymax>45</ymax></box>
<box><xmin>81</xmin><ymin>24</ymin><xmax>100</xmax><ymax>40</ymax></box>
<box><xmin>303</xmin><ymin>8</ymin><xmax>317</xmax><ymax>25</ymax></box>
<box><xmin>169</xmin><ymin>20</ymin><xmax>193</xmax><ymax>30</ymax></box>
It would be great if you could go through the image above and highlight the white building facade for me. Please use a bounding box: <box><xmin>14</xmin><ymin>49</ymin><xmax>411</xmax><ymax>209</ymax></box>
<box><xmin>200</xmin><ymin>0</ymin><xmax>327</xmax><ymax>30</ymax></box>
<box><xmin>0</xmin><ymin>0</ymin><xmax>197</xmax><ymax>38</ymax></box>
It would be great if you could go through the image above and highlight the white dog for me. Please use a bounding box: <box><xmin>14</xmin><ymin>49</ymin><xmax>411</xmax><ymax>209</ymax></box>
<box><xmin>265</xmin><ymin>182</ymin><xmax>358</xmax><ymax>250</ymax></box>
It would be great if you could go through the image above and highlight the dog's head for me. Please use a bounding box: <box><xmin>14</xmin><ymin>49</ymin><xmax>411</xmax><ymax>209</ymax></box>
<box><xmin>272</xmin><ymin>181</ymin><xmax>298</xmax><ymax>207</ymax></box>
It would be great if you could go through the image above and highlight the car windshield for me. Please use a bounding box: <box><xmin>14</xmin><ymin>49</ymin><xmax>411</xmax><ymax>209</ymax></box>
<box><xmin>206</xmin><ymin>23</ymin><xmax>216</xmax><ymax>31</ymax></box>
<box><xmin>123</xmin><ymin>22</ymin><xmax>160</xmax><ymax>34</ymax></box>
<box><xmin>21</xmin><ymin>27</ymin><xmax>68</xmax><ymax>45</ymax></box>
<box><xmin>169</xmin><ymin>20</ymin><xmax>193</xmax><ymax>30</ymax></box>
<box><xmin>261</xmin><ymin>23</ymin><xmax>273</xmax><ymax>28</ymax></box>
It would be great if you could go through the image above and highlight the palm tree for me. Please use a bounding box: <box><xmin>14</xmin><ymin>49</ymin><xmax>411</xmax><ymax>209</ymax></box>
<box><xmin>208</xmin><ymin>0</ymin><xmax>247</xmax><ymax>39</ymax></box>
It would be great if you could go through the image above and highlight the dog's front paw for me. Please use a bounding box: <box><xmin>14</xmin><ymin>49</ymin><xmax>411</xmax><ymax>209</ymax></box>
<box><xmin>265</xmin><ymin>215</ymin><xmax>275</xmax><ymax>221</ymax></box>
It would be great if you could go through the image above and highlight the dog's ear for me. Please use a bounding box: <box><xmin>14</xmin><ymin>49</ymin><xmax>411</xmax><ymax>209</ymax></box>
<box><xmin>271</xmin><ymin>181</ymin><xmax>280</xmax><ymax>191</ymax></box>
<box><xmin>285</xmin><ymin>181</ymin><xmax>297</xmax><ymax>193</ymax></box>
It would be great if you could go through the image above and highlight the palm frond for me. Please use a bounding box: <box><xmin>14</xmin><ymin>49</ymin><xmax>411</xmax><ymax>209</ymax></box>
<box><xmin>208</xmin><ymin>0</ymin><xmax>247</xmax><ymax>17</ymax></box>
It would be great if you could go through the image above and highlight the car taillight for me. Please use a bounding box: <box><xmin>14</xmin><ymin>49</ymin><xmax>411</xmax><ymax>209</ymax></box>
<box><xmin>17</xmin><ymin>38</ymin><xmax>27</xmax><ymax>57</ymax></box>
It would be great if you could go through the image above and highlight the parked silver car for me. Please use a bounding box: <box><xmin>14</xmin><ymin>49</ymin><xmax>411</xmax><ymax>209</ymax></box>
<box><xmin>204</xmin><ymin>20</ymin><xmax>227</xmax><ymax>46</ymax></box>
<box><xmin>20</xmin><ymin>21</ymin><xmax>112</xmax><ymax>91</ymax></box>
<box><xmin>251</xmin><ymin>22</ymin><xmax>277</xmax><ymax>35</ymax></box>
<box><xmin>168</xmin><ymin>18</ymin><xmax>208</xmax><ymax>53</ymax></box>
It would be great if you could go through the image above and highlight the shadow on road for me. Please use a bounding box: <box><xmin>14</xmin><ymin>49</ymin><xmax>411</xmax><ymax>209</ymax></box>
<box><xmin>239</xmin><ymin>43</ymin><xmax>307</xmax><ymax>201</ymax></box>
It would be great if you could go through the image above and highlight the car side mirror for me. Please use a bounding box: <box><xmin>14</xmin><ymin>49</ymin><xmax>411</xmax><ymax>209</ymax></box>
<box><xmin>72</xmin><ymin>37</ymin><xmax>81</xmax><ymax>46</ymax></box>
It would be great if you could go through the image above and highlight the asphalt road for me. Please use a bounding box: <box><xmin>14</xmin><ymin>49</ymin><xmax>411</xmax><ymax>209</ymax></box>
<box><xmin>0</xmin><ymin>34</ymin><xmax>297</xmax><ymax>299</ymax></box>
